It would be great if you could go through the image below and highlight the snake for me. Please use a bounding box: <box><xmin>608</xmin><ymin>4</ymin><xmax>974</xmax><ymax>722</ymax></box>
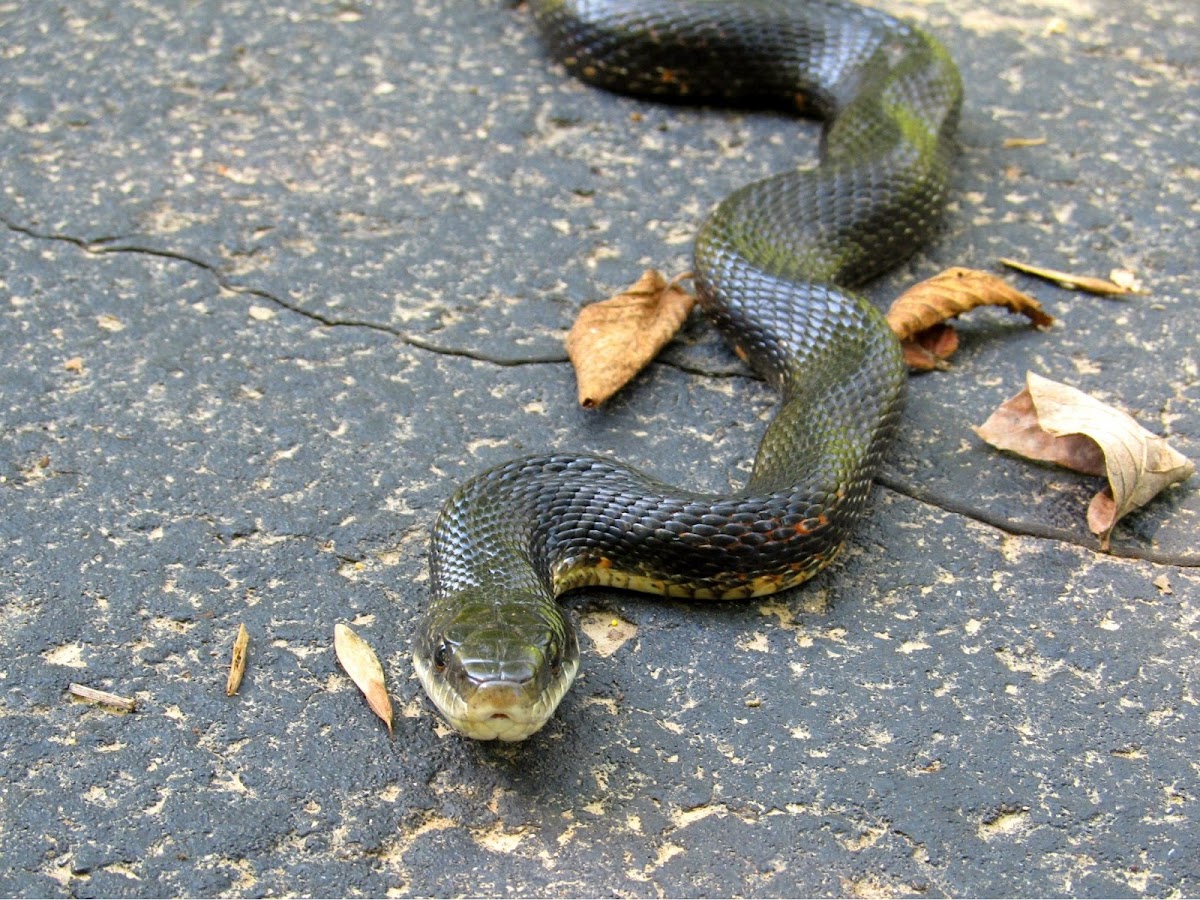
<box><xmin>413</xmin><ymin>0</ymin><xmax>962</xmax><ymax>740</ymax></box>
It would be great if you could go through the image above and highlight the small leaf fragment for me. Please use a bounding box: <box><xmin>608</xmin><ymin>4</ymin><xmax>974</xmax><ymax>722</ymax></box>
<box><xmin>334</xmin><ymin>623</ymin><xmax>394</xmax><ymax>736</ymax></box>
<box><xmin>999</xmin><ymin>257</ymin><xmax>1143</xmax><ymax>296</ymax></box>
<box><xmin>96</xmin><ymin>313</ymin><xmax>125</xmax><ymax>333</ymax></box>
<box><xmin>1108</xmin><ymin>269</ymin><xmax>1143</xmax><ymax>293</ymax></box>
<box><xmin>565</xmin><ymin>269</ymin><xmax>696</xmax><ymax>407</ymax></box>
<box><xmin>1002</xmin><ymin>136</ymin><xmax>1047</xmax><ymax>148</ymax></box>
<box><xmin>975</xmin><ymin>372</ymin><xmax>1195</xmax><ymax>549</ymax></box>
<box><xmin>886</xmin><ymin>267</ymin><xmax>1051</xmax><ymax>368</ymax></box>
<box><xmin>68</xmin><ymin>683</ymin><xmax>136</xmax><ymax>712</ymax></box>
<box><xmin>226</xmin><ymin>624</ymin><xmax>249</xmax><ymax>696</ymax></box>
<box><xmin>1152</xmin><ymin>575</ymin><xmax>1172</xmax><ymax>595</ymax></box>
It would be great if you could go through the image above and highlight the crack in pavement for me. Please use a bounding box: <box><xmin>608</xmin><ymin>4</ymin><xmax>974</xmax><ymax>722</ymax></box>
<box><xmin>0</xmin><ymin>214</ymin><xmax>781</xmax><ymax>382</ymax></box>
<box><xmin>878</xmin><ymin>471</ymin><xmax>1200</xmax><ymax>568</ymax></box>
<box><xmin>0</xmin><ymin>215</ymin><xmax>566</xmax><ymax>368</ymax></box>
<box><xmin>5</xmin><ymin>214</ymin><xmax>1195</xmax><ymax>567</ymax></box>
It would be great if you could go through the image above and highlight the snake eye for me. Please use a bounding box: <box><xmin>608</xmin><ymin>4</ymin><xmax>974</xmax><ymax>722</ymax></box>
<box><xmin>547</xmin><ymin>642</ymin><xmax>563</xmax><ymax>675</ymax></box>
<box><xmin>432</xmin><ymin>640</ymin><xmax>449</xmax><ymax>671</ymax></box>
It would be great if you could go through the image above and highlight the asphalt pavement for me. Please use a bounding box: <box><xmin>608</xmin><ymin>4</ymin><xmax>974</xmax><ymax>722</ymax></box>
<box><xmin>1</xmin><ymin>0</ymin><xmax>1197</xmax><ymax>895</ymax></box>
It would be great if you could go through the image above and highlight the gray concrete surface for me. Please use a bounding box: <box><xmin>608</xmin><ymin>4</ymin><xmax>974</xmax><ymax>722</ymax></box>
<box><xmin>2</xmin><ymin>0</ymin><xmax>1197</xmax><ymax>895</ymax></box>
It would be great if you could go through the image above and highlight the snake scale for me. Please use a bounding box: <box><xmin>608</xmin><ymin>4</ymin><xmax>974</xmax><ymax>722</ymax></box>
<box><xmin>414</xmin><ymin>0</ymin><xmax>962</xmax><ymax>740</ymax></box>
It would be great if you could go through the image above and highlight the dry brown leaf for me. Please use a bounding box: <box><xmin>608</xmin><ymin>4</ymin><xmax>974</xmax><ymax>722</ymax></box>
<box><xmin>565</xmin><ymin>269</ymin><xmax>696</xmax><ymax>407</ymax></box>
<box><xmin>67</xmin><ymin>682</ymin><xmax>136</xmax><ymax>712</ymax></box>
<box><xmin>900</xmin><ymin>323</ymin><xmax>959</xmax><ymax>371</ymax></box>
<box><xmin>226</xmin><ymin>623</ymin><xmax>249</xmax><ymax>696</ymax></box>
<box><xmin>334</xmin><ymin>623</ymin><xmax>394</xmax><ymax>737</ymax></box>
<box><xmin>999</xmin><ymin>257</ymin><xmax>1144</xmax><ymax>296</ymax></box>
<box><xmin>975</xmin><ymin>372</ymin><xmax>1195</xmax><ymax>549</ymax></box>
<box><xmin>886</xmin><ymin>267</ymin><xmax>1052</xmax><ymax>369</ymax></box>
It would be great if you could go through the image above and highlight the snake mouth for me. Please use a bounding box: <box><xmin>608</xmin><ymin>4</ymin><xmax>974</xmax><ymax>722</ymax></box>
<box><xmin>414</xmin><ymin>650</ymin><xmax>579</xmax><ymax>741</ymax></box>
<box><xmin>449</xmin><ymin>680</ymin><xmax>549</xmax><ymax>741</ymax></box>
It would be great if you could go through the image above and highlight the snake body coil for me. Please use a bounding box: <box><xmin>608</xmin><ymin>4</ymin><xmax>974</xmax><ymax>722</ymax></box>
<box><xmin>414</xmin><ymin>0</ymin><xmax>962</xmax><ymax>740</ymax></box>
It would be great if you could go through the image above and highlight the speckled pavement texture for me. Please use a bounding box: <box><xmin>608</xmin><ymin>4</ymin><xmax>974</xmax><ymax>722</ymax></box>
<box><xmin>2</xmin><ymin>0</ymin><xmax>1197</xmax><ymax>896</ymax></box>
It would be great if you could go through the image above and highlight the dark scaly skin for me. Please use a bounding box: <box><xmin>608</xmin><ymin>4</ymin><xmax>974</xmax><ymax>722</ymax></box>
<box><xmin>413</xmin><ymin>0</ymin><xmax>962</xmax><ymax>740</ymax></box>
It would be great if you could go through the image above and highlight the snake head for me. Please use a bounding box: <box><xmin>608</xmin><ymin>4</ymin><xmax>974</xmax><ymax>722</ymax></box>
<box><xmin>413</xmin><ymin>587</ymin><xmax>579</xmax><ymax>741</ymax></box>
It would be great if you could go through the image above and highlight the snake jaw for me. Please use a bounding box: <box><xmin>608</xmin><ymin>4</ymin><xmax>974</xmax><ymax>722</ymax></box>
<box><xmin>413</xmin><ymin>648</ymin><xmax>579</xmax><ymax>741</ymax></box>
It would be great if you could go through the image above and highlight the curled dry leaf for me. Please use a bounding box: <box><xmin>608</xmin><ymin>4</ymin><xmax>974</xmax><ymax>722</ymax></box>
<box><xmin>999</xmin><ymin>257</ymin><xmax>1143</xmax><ymax>297</ymax></box>
<box><xmin>565</xmin><ymin>269</ymin><xmax>696</xmax><ymax>407</ymax></box>
<box><xmin>334</xmin><ymin>623</ymin><xmax>394</xmax><ymax>737</ymax></box>
<box><xmin>975</xmin><ymin>372</ymin><xmax>1195</xmax><ymax>549</ymax></box>
<box><xmin>226</xmin><ymin>623</ymin><xmax>249</xmax><ymax>696</ymax></box>
<box><xmin>886</xmin><ymin>267</ymin><xmax>1052</xmax><ymax>370</ymax></box>
<box><xmin>899</xmin><ymin>323</ymin><xmax>958</xmax><ymax>371</ymax></box>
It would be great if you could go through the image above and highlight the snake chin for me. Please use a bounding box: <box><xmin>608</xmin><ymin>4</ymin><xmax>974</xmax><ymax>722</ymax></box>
<box><xmin>413</xmin><ymin>649</ymin><xmax>580</xmax><ymax>741</ymax></box>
